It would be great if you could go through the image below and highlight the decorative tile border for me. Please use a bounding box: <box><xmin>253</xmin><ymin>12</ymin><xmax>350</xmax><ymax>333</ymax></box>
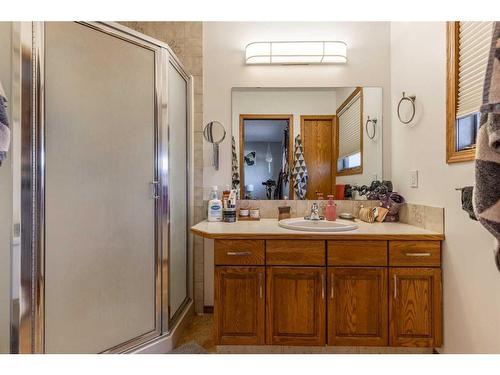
<box><xmin>232</xmin><ymin>200</ymin><xmax>444</xmax><ymax>234</ymax></box>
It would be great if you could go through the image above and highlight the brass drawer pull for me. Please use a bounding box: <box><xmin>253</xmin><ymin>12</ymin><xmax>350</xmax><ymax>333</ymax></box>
<box><xmin>405</xmin><ymin>252</ymin><xmax>431</xmax><ymax>257</ymax></box>
<box><xmin>226</xmin><ymin>251</ymin><xmax>251</xmax><ymax>256</ymax></box>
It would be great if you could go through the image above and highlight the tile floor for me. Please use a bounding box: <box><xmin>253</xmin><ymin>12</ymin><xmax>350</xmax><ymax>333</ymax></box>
<box><xmin>175</xmin><ymin>314</ymin><xmax>216</xmax><ymax>353</ymax></box>
<box><xmin>175</xmin><ymin>314</ymin><xmax>434</xmax><ymax>354</ymax></box>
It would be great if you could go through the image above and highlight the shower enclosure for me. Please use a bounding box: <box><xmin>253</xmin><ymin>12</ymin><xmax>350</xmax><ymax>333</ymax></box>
<box><xmin>4</xmin><ymin>22</ymin><xmax>193</xmax><ymax>353</ymax></box>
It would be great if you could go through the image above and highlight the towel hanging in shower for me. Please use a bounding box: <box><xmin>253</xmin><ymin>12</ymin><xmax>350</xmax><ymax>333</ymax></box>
<box><xmin>0</xmin><ymin>80</ymin><xmax>10</xmax><ymax>167</ymax></box>
<box><xmin>473</xmin><ymin>21</ymin><xmax>500</xmax><ymax>270</ymax></box>
<box><xmin>291</xmin><ymin>134</ymin><xmax>308</xmax><ymax>200</ymax></box>
<box><xmin>231</xmin><ymin>136</ymin><xmax>240</xmax><ymax>194</ymax></box>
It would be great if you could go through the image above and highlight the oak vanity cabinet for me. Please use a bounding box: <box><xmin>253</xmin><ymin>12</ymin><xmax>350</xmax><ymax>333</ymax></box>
<box><xmin>389</xmin><ymin>241</ymin><xmax>442</xmax><ymax>347</ymax></box>
<box><xmin>266</xmin><ymin>240</ymin><xmax>326</xmax><ymax>345</ymax></box>
<box><xmin>212</xmin><ymin>238</ymin><xmax>442</xmax><ymax>348</ymax></box>
<box><xmin>266</xmin><ymin>267</ymin><xmax>326</xmax><ymax>346</ymax></box>
<box><xmin>327</xmin><ymin>241</ymin><xmax>389</xmax><ymax>346</ymax></box>
<box><xmin>214</xmin><ymin>240</ymin><xmax>265</xmax><ymax>345</ymax></box>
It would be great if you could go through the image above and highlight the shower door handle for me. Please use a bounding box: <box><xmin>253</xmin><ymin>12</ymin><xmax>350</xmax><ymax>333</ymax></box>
<box><xmin>150</xmin><ymin>181</ymin><xmax>160</xmax><ymax>199</ymax></box>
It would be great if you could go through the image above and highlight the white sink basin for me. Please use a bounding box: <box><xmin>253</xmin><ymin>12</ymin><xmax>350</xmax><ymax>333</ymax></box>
<box><xmin>279</xmin><ymin>217</ymin><xmax>358</xmax><ymax>232</ymax></box>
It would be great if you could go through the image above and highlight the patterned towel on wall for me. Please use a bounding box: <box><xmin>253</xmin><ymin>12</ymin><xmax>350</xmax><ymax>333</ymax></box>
<box><xmin>292</xmin><ymin>134</ymin><xmax>308</xmax><ymax>200</ymax></box>
<box><xmin>474</xmin><ymin>22</ymin><xmax>500</xmax><ymax>270</ymax></box>
<box><xmin>231</xmin><ymin>136</ymin><xmax>240</xmax><ymax>194</ymax></box>
<box><xmin>0</xmin><ymin>80</ymin><xmax>10</xmax><ymax>167</ymax></box>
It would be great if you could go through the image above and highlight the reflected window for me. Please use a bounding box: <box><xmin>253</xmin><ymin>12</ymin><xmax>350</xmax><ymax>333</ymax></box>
<box><xmin>337</xmin><ymin>152</ymin><xmax>361</xmax><ymax>172</ymax></box>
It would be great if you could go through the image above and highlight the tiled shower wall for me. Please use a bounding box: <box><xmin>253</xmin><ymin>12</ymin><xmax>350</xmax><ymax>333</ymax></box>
<box><xmin>119</xmin><ymin>22</ymin><xmax>205</xmax><ymax>312</ymax></box>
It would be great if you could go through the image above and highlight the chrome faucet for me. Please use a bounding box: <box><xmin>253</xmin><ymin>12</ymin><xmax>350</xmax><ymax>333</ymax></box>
<box><xmin>306</xmin><ymin>202</ymin><xmax>322</xmax><ymax>221</ymax></box>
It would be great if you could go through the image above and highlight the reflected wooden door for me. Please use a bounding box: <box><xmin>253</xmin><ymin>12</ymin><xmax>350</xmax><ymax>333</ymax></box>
<box><xmin>300</xmin><ymin>115</ymin><xmax>336</xmax><ymax>199</ymax></box>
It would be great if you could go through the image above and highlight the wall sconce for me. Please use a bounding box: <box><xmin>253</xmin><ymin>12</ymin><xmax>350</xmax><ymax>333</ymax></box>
<box><xmin>245</xmin><ymin>41</ymin><xmax>347</xmax><ymax>65</ymax></box>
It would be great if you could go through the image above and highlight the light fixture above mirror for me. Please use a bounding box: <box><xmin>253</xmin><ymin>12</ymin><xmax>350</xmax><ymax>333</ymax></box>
<box><xmin>245</xmin><ymin>41</ymin><xmax>348</xmax><ymax>65</ymax></box>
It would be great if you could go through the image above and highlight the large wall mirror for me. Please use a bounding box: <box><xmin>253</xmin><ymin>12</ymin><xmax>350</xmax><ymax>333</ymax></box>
<box><xmin>231</xmin><ymin>87</ymin><xmax>383</xmax><ymax>200</ymax></box>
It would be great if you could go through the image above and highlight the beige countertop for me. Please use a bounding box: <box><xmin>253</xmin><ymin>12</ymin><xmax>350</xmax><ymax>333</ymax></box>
<box><xmin>191</xmin><ymin>219</ymin><xmax>444</xmax><ymax>240</ymax></box>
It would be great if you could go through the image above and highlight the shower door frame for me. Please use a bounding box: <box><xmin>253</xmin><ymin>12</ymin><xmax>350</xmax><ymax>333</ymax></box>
<box><xmin>15</xmin><ymin>21</ymin><xmax>193</xmax><ymax>354</ymax></box>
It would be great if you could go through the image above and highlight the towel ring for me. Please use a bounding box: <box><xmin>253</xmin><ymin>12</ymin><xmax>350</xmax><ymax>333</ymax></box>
<box><xmin>365</xmin><ymin>116</ymin><xmax>377</xmax><ymax>139</ymax></box>
<box><xmin>397</xmin><ymin>92</ymin><xmax>416</xmax><ymax>124</ymax></box>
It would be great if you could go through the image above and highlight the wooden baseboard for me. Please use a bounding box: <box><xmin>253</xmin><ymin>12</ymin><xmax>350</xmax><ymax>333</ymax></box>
<box><xmin>204</xmin><ymin>306</ymin><xmax>214</xmax><ymax>314</ymax></box>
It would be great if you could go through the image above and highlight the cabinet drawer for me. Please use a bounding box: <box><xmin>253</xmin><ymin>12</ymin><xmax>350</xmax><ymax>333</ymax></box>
<box><xmin>215</xmin><ymin>240</ymin><xmax>265</xmax><ymax>265</ymax></box>
<box><xmin>389</xmin><ymin>241</ymin><xmax>441</xmax><ymax>267</ymax></box>
<box><xmin>327</xmin><ymin>240</ymin><xmax>387</xmax><ymax>266</ymax></box>
<box><xmin>266</xmin><ymin>240</ymin><xmax>325</xmax><ymax>266</ymax></box>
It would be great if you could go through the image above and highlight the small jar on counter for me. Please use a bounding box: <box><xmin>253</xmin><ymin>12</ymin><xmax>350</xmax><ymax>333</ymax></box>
<box><xmin>222</xmin><ymin>208</ymin><xmax>237</xmax><ymax>223</ymax></box>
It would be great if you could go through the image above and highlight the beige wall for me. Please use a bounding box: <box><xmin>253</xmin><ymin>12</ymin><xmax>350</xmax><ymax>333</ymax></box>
<box><xmin>390</xmin><ymin>22</ymin><xmax>500</xmax><ymax>353</ymax></box>
<box><xmin>119</xmin><ymin>22</ymin><xmax>205</xmax><ymax>312</ymax></box>
<box><xmin>0</xmin><ymin>21</ymin><xmax>12</xmax><ymax>354</ymax></box>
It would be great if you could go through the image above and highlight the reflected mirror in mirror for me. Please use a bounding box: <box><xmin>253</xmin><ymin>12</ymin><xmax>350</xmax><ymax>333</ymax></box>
<box><xmin>231</xmin><ymin>87</ymin><xmax>383</xmax><ymax>200</ymax></box>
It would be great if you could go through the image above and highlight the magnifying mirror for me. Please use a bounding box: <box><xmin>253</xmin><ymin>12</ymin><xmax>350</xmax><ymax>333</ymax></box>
<box><xmin>203</xmin><ymin>121</ymin><xmax>226</xmax><ymax>170</ymax></box>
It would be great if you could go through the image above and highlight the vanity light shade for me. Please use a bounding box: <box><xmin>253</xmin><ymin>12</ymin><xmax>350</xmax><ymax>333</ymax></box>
<box><xmin>245</xmin><ymin>41</ymin><xmax>347</xmax><ymax>65</ymax></box>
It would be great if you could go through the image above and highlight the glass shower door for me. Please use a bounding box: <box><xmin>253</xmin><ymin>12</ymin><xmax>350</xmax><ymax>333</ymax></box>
<box><xmin>167</xmin><ymin>61</ymin><xmax>189</xmax><ymax>321</ymax></box>
<box><xmin>43</xmin><ymin>22</ymin><xmax>159</xmax><ymax>353</ymax></box>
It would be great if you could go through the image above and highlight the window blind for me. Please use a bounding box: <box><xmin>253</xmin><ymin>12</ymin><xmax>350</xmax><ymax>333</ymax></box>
<box><xmin>457</xmin><ymin>21</ymin><xmax>493</xmax><ymax>118</ymax></box>
<box><xmin>338</xmin><ymin>92</ymin><xmax>361</xmax><ymax>159</ymax></box>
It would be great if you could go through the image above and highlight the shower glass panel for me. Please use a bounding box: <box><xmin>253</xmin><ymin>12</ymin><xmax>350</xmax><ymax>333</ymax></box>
<box><xmin>0</xmin><ymin>21</ymin><xmax>12</xmax><ymax>354</ymax></box>
<box><xmin>168</xmin><ymin>62</ymin><xmax>188</xmax><ymax>319</ymax></box>
<box><xmin>44</xmin><ymin>22</ymin><xmax>157</xmax><ymax>353</ymax></box>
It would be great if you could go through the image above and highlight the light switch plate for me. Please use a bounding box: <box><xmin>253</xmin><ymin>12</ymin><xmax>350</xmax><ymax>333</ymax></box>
<box><xmin>410</xmin><ymin>170</ymin><xmax>418</xmax><ymax>188</ymax></box>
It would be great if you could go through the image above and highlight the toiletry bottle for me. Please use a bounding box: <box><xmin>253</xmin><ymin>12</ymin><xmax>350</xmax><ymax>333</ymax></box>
<box><xmin>208</xmin><ymin>186</ymin><xmax>222</xmax><ymax>222</ymax></box>
<box><xmin>222</xmin><ymin>185</ymin><xmax>231</xmax><ymax>206</ymax></box>
<box><xmin>325</xmin><ymin>194</ymin><xmax>337</xmax><ymax>221</ymax></box>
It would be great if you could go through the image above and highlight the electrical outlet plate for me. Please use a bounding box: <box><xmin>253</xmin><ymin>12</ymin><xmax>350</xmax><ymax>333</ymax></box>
<box><xmin>410</xmin><ymin>170</ymin><xmax>418</xmax><ymax>188</ymax></box>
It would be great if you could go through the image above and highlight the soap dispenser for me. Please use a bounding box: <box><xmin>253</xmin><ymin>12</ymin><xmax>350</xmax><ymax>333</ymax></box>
<box><xmin>325</xmin><ymin>195</ymin><xmax>337</xmax><ymax>221</ymax></box>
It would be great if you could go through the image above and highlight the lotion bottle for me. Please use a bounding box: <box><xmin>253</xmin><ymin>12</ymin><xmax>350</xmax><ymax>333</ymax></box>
<box><xmin>325</xmin><ymin>194</ymin><xmax>337</xmax><ymax>221</ymax></box>
<box><xmin>208</xmin><ymin>186</ymin><xmax>222</xmax><ymax>222</ymax></box>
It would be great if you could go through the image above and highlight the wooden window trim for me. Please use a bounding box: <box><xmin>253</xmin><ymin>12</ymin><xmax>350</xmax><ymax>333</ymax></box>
<box><xmin>446</xmin><ymin>21</ymin><xmax>476</xmax><ymax>164</ymax></box>
<box><xmin>239</xmin><ymin>114</ymin><xmax>294</xmax><ymax>199</ymax></box>
<box><xmin>336</xmin><ymin>87</ymin><xmax>363</xmax><ymax>176</ymax></box>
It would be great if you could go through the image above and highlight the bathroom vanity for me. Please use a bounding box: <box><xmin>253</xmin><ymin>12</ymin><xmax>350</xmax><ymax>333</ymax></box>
<box><xmin>191</xmin><ymin>219</ymin><xmax>444</xmax><ymax>348</ymax></box>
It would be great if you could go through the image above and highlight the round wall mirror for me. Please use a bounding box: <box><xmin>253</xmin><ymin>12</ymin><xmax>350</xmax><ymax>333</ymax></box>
<box><xmin>203</xmin><ymin>121</ymin><xmax>226</xmax><ymax>170</ymax></box>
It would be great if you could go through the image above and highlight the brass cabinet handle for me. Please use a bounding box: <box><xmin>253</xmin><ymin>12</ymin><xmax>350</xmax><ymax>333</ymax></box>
<box><xmin>226</xmin><ymin>251</ymin><xmax>251</xmax><ymax>256</ymax></box>
<box><xmin>393</xmin><ymin>274</ymin><xmax>397</xmax><ymax>299</ymax></box>
<box><xmin>258</xmin><ymin>272</ymin><xmax>263</xmax><ymax>299</ymax></box>
<box><xmin>330</xmin><ymin>273</ymin><xmax>334</xmax><ymax>299</ymax></box>
<box><xmin>405</xmin><ymin>252</ymin><xmax>431</xmax><ymax>257</ymax></box>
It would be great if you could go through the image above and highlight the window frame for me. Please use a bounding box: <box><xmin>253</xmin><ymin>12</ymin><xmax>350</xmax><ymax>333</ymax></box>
<box><xmin>446</xmin><ymin>21</ymin><xmax>478</xmax><ymax>164</ymax></box>
<box><xmin>336</xmin><ymin>87</ymin><xmax>363</xmax><ymax>176</ymax></box>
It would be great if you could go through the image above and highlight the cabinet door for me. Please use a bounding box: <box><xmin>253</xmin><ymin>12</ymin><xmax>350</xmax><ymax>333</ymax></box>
<box><xmin>266</xmin><ymin>267</ymin><xmax>326</xmax><ymax>346</ymax></box>
<box><xmin>389</xmin><ymin>268</ymin><xmax>442</xmax><ymax>347</ymax></box>
<box><xmin>214</xmin><ymin>266</ymin><xmax>265</xmax><ymax>345</ymax></box>
<box><xmin>328</xmin><ymin>267</ymin><xmax>388</xmax><ymax>346</ymax></box>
